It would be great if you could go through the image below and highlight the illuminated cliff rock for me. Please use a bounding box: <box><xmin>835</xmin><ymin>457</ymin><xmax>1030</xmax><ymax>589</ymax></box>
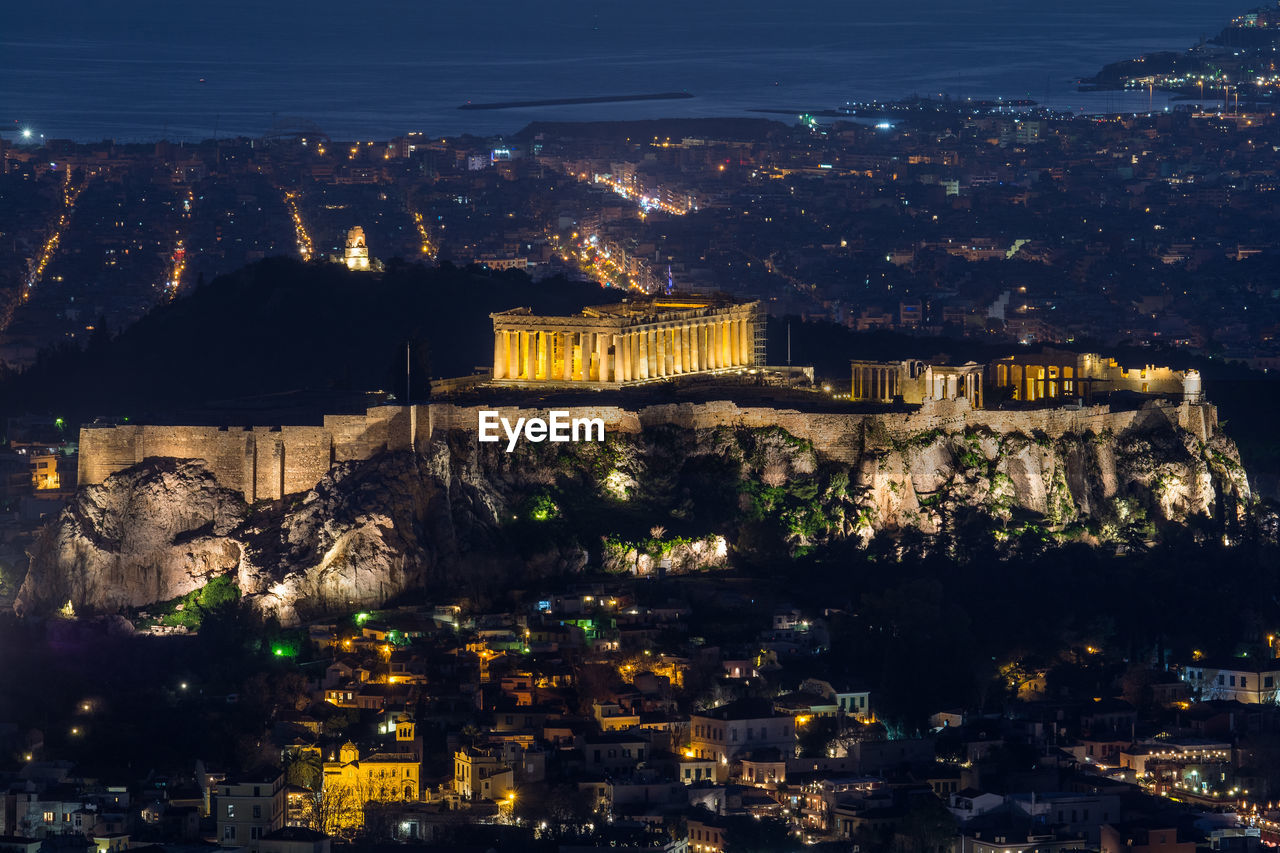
<box><xmin>14</xmin><ymin>404</ymin><xmax>1254</xmax><ymax>624</ymax></box>
<box><xmin>15</xmin><ymin>458</ymin><xmax>246</xmax><ymax>617</ymax></box>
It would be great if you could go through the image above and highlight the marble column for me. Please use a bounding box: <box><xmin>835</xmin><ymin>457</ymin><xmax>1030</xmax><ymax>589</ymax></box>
<box><xmin>581</xmin><ymin>332</ymin><xmax>593</xmax><ymax>381</ymax></box>
<box><xmin>537</xmin><ymin>332</ymin><xmax>550</xmax><ymax>381</ymax></box>
<box><xmin>493</xmin><ymin>332</ymin><xmax>507</xmax><ymax>379</ymax></box>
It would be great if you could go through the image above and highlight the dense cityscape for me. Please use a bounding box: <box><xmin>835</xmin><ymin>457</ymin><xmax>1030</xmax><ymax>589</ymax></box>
<box><xmin>6</xmin><ymin>4</ymin><xmax>1280</xmax><ymax>853</ymax></box>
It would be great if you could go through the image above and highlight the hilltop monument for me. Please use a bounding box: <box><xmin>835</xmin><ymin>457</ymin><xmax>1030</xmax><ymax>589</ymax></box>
<box><xmin>343</xmin><ymin>226</ymin><xmax>372</xmax><ymax>271</ymax></box>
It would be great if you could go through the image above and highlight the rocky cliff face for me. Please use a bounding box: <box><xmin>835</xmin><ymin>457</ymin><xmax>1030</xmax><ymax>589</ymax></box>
<box><xmin>16</xmin><ymin>459</ymin><xmax>246</xmax><ymax>616</ymax></box>
<box><xmin>15</xmin><ymin>409</ymin><xmax>1254</xmax><ymax>624</ymax></box>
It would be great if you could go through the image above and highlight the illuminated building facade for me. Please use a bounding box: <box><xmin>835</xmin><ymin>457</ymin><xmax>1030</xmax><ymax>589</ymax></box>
<box><xmin>689</xmin><ymin>699</ymin><xmax>795</xmax><ymax>783</ymax></box>
<box><xmin>343</xmin><ymin>226</ymin><xmax>371</xmax><ymax>271</ymax></box>
<box><xmin>31</xmin><ymin>454</ymin><xmax>61</xmax><ymax>490</ymax></box>
<box><xmin>452</xmin><ymin>745</ymin><xmax>514</xmax><ymax>801</ymax></box>
<box><xmin>491</xmin><ymin>295</ymin><xmax>761</xmax><ymax>385</ymax></box>
<box><xmin>320</xmin><ymin>719</ymin><xmax>421</xmax><ymax>834</ymax></box>
<box><xmin>988</xmin><ymin>349</ymin><xmax>1189</xmax><ymax>403</ymax></box>
<box><xmin>851</xmin><ymin>350</ymin><xmax>1201</xmax><ymax>409</ymax></box>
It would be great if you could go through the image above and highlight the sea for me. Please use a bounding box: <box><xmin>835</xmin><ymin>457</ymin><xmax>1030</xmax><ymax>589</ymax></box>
<box><xmin>0</xmin><ymin>0</ymin><xmax>1250</xmax><ymax>143</ymax></box>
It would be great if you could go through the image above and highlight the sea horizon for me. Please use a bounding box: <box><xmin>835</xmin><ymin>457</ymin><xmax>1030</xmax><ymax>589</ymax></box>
<box><xmin>1</xmin><ymin>0</ymin><xmax>1249</xmax><ymax>143</ymax></box>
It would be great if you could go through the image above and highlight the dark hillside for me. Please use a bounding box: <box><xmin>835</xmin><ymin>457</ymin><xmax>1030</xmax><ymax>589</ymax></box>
<box><xmin>0</xmin><ymin>259</ymin><xmax>609</xmax><ymax>427</ymax></box>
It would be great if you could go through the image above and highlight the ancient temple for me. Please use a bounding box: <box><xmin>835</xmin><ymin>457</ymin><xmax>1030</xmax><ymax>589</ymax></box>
<box><xmin>851</xmin><ymin>349</ymin><xmax>1198</xmax><ymax>410</ymax></box>
<box><xmin>850</xmin><ymin>359</ymin><xmax>985</xmax><ymax>408</ymax></box>
<box><xmin>491</xmin><ymin>295</ymin><xmax>761</xmax><ymax>385</ymax></box>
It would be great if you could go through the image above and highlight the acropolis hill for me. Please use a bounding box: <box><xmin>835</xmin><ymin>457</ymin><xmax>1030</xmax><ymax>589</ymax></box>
<box><xmin>24</xmin><ymin>379</ymin><xmax>1246</xmax><ymax>623</ymax></box>
<box><xmin>23</xmin><ymin>300</ymin><xmax>1251</xmax><ymax>622</ymax></box>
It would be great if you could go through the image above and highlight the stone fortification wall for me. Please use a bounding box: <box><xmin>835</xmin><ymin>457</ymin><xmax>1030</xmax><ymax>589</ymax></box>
<box><xmin>423</xmin><ymin>398</ymin><xmax>1214</xmax><ymax>463</ymax></box>
<box><xmin>79</xmin><ymin>399</ymin><xmax>1218</xmax><ymax>499</ymax></box>
<box><xmin>78</xmin><ymin>407</ymin><xmax>416</xmax><ymax>501</ymax></box>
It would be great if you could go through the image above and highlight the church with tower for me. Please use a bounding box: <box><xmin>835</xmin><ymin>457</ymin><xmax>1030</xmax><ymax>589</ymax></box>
<box><xmin>319</xmin><ymin>714</ymin><xmax>421</xmax><ymax>832</ymax></box>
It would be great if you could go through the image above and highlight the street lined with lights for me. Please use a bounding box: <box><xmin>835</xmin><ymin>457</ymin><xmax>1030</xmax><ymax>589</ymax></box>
<box><xmin>282</xmin><ymin>189</ymin><xmax>314</xmax><ymax>260</ymax></box>
<box><xmin>24</xmin><ymin>168</ymin><xmax>86</xmax><ymax>300</ymax></box>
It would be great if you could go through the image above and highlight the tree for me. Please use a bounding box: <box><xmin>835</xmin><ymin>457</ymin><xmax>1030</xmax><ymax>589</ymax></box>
<box><xmin>286</xmin><ymin>749</ymin><xmax>323</xmax><ymax>791</ymax></box>
<box><xmin>1121</xmin><ymin>664</ymin><xmax>1157</xmax><ymax>715</ymax></box>
<box><xmin>723</xmin><ymin>815</ymin><xmax>793</xmax><ymax>853</ymax></box>
<box><xmin>895</xmin><ymin>795</ymin><xmax>957</xmax><ymax>853</ymax></box>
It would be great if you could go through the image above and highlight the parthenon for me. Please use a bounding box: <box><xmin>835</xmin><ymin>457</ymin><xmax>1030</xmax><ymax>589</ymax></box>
<box><xmin>491</xmin><ymin>295</ymin><xmax>761</xmax><ymax>385</ymax></box>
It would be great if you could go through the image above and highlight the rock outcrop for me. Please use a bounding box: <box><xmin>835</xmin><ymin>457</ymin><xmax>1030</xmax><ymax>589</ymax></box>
<box><xmin>15</xmin><ymin>407</ymin><xmax>1254</xmax><ymax>624</ymax></box>
<box><xmin>16</xmin><ymin>459</ymin><xmax>246</xmax><ymax>616</ymax></box>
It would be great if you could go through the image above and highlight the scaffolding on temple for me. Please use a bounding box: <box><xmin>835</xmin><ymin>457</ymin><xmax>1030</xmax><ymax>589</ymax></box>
<box><xmin>751</xmin><ymin>303</ymin><xmax>768</xmax><ymax>368</ymax></box>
